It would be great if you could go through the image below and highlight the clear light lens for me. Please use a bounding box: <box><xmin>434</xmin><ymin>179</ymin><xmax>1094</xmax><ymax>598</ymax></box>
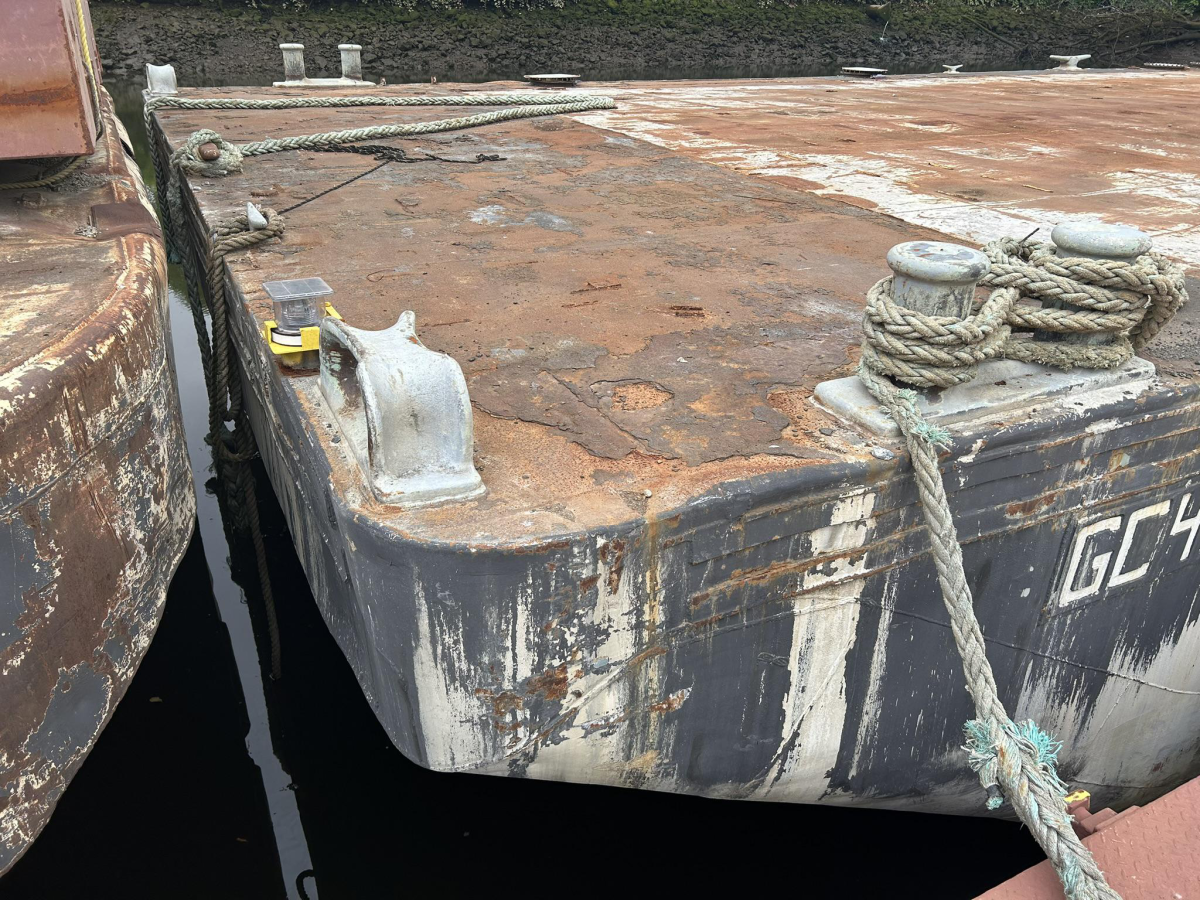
<box><xmin>262</xmin><ymin>277</ymin><xmax>333</xmax><ymax>334</ymax></box>
<box><xmin>273</xmin><ymin>296</ymin><xmax>322</xmax><ymax>331</ymax></box>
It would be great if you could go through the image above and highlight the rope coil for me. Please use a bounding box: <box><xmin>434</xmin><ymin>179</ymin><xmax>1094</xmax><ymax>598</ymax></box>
<box><xmin>858</xmin><ymin>236</ymin><xmax>1188</xmax><ymax>900</ymax></box>
<box><xmin>862</xmin><ymin>237</ymin><xmax>1187</xmax><ymax>388</ymax></box>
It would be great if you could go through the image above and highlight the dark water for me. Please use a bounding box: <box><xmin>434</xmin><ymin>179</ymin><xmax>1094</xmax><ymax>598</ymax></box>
<box><xmin>4</xmin><ymin>76</ymin><xmax>1046</xmax><ymax>899</ymax></box>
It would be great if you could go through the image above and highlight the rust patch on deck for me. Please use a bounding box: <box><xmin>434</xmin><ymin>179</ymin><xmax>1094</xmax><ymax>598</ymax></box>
<box><xmin>575</xmin><ymin>70</ymin><xmax>1200</xmax><ymax>277</ymax></box>
<box><xmin>153</xmin><ymin>72</ymin><xmax>1199</xmax><ymax>544</ymax></box>
<box><xmin>151</xmin><ymin>84</ymin><xmax>898</xmax><ymax>540</ymax></box>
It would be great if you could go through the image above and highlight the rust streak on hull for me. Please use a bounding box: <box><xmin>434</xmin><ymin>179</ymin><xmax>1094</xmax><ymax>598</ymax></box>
<box><xmin>0</xmin><ymin>89</ymin><xmax>195</xmax><ymax>875</ymax></box>
<box><xmin>150</xmin><ymin>72</ymin><xmax>1200</xmax><ymax>816</ymax></box>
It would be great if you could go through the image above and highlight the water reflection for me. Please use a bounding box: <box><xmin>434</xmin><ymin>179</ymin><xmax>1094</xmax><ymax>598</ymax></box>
<box><xmin>4</xmin><ymin>75</ymin><xmax>1046</xmax><ymax>900</ymax></box>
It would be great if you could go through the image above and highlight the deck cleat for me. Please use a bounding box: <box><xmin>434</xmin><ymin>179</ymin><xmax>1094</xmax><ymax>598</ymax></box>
<box><xmin>1049</xmin><ymin>54</ymin><xmax>1091</xmax><ymax>70</ymax></box>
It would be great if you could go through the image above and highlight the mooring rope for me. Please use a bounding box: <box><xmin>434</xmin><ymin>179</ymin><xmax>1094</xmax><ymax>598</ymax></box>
<box><xmin>143</xmin><ymin>92</ymin><xmax>615</xmax><ymax>263</ymax></box>
<box><xmin>146</xmin><ymin>92</ymin><xmax>614</xmax><ymax>680</ymax></box>
<box><xmin>0</xmin><ymin>155</ymin><xmax>87</xmax><ymax>192</ymax></box>
<box><xmin>858</xmin><ymin>236</ymin><xmax>1187</xmax><ymax>900</ymax></box>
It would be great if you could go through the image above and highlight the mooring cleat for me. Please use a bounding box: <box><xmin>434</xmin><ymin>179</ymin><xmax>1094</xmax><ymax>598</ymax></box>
<box><xmin>1049</xmin><ymin>54</ymin><xmax>1091</xmax><ymax>70</ymax></box>
<box><xmin>275</xmin><ymin>42</ymin><xmax>374</xmax><ymax>87</ymax></box>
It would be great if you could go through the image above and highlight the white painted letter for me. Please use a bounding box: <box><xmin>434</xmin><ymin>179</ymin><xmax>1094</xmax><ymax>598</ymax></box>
<box><xmin>1059</xmin><ymin>516</ymin><xmax>1122</xmax><ymax>606</ymax></box>
<box><xmin>1109</xmin><ymin>501</ymin><xmax>1171</xmax><ymax>588</ymax></box>
<box><xmin>1169</xmin><ymin>493</ymin><xmax>1199</xmax><ymax>561</ymax></box>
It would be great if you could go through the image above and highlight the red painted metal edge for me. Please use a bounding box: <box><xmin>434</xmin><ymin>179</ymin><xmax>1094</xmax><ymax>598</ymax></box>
<box><xmin>979</xmin><ymin>777</ymin><xmax>1200</xmax><ymax>899</ymax></box>
<box><xmin>1</xmin><ymin>0</ymin><xmax>100</xmax><ymax>161</ymax></box>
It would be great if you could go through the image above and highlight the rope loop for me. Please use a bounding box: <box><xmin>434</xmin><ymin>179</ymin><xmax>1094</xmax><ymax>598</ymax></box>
<box><xmin>855</xmin><ymin>232</ymin><xmax>1191</xmax><ymax>900</ymax></box>
<box><xmin>860</xmin><ymin>276</ymin><xmax>1016</xmax><ymax>389</ymax></box>
<box><xmin>210</xmin><ymin>206</ymin><xmax>284</xmax><ymax>255</ymax></box>
<box><xmin>863</xmin><ymin>234</ymin><xmax>1188</xmax><ymax>391</ymax></box>
<box><xmin>171</xmin><ymin>128</ymin><xmax>244</xmax><ymax>178</ymax></box>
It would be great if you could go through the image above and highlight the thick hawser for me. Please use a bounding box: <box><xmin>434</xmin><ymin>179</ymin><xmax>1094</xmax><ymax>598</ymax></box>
<box><xmin>149</xmin><ymin>68</ymin><xmax>1199</xmax><ymax>816</ymax></box>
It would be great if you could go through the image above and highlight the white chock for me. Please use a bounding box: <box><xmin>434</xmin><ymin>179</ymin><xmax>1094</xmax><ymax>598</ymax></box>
<box><xmin>1049</xmin><ymin>54</ymin><xmax>1091</xmax><ymax>70</ymax></box>
<box><xmin>144</xmin><ymin>63</ymin><xmax>178</xmax><ymax>96</ymax></box>
<box><xmin>318</xmin><ymin>312</ymin><xmax>485</xmax><ymax>507</ymax></box>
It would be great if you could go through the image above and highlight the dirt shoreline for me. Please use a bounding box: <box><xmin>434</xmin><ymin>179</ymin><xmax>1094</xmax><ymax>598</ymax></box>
<box><xmin>93</xmin><ymin>1</ymin><xmax>1199</xmax><ymax>87</ymax></box>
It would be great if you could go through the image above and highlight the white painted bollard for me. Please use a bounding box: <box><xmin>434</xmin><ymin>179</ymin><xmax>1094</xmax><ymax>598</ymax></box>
<box><xmin>144</xmin><ymin>63</ymin><xmax>178</xmax><ymax>96</ymax></box>
<box><xmin>812</xmin><ymin>235</ymin><xmax>1158</xmax><ymax>435</ymax></box>
<box><xmin>281</xmin><ymin>43</ymin><xmax>307</xmax><ymax>82</ymax></box>
<box><xmin>1049</xmin><ymin>54</ymin><xmax>1090</xmax><ymax>70</ymax></box>
<box><xmin>942</xmin><ymin>64</ymin><xmax>963</xmax><ymax>75</ymax></box>
<box><xmin>339</xmin><ymin>44</ymin><xmax>363</xmax><ymax>81</ymax></box>
<box><xmin>887</xmin><ymin>240</ymin><xmax>990</xmax><ymax>320</ymax></box>
<box><xmin>1040</xmin><ymin>222</ymin><xmax>1152</xmax><ymax>346</ymax></box>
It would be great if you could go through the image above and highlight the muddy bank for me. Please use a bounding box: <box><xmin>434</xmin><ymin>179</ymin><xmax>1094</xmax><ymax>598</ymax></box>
<box><xmin>93</xmin><ymin>0</ymin><xmax>1199</xmax><ymax>86</ymax></box>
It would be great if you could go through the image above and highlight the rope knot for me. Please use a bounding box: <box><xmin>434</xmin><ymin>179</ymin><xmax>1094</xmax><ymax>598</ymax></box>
<box><xmin>859</xmin><ymin>275</ymin><xmax>1015</xmax><ymax>389</ymax></box>
<box><xmin>173</xmin><ymin>129</ymin><xmax>244</xmax><ymax>178</ymax></box>
<box><xmin>862</xmin><ymin>235</ymin><xmax>1187</xmax><ymax>392</ymax></box>
<box><xmin>981</xmin><ymin>236</ymin><xmax>1187</xmax><ymax>370</ymax></box>
<box><xmin>210</xmin><ymin>206</ymin><xmax>285</xmax><ymax>256</ymax></box>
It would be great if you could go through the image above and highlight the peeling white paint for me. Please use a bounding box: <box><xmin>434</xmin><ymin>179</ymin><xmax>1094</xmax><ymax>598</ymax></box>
<box><xmin>760</xmin><ymin>491</ymin><xmax>877</xmax><ymax>801</ymax></box>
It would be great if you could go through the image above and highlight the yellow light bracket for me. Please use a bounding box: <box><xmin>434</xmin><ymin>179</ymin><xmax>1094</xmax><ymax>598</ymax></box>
<box><xmin>263</xmin><ymin>303</ymin><xmax>342</xmax><ymax>356</ymax></box>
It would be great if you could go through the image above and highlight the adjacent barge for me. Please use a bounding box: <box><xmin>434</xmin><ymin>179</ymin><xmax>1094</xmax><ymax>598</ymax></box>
<box><xmin>149</xmin><ymin>68</ymin><xmax>1200</xmax><ymax>815</ymax></box>
<box><xmin>0</xmin><ymin>88</ymin><xmax>195</xmax><ymax>872</ymax></box>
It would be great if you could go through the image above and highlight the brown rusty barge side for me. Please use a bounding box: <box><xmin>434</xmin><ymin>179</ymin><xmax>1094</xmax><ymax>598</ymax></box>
<box><xmin>151</xmin><ymin>72</ymin><xmax>1200</xmax><ymax>814</ymax></box>
<box><xmin>0</xmin><ymin>90</ymin><xmax>195</xmax><ymax>874</ymax></box>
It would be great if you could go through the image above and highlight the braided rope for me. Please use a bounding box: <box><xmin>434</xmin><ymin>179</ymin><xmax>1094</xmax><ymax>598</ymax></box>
<box><xmin>862</xmin><ymin>238</ymin><xmax>1187</xmax><ymax>389</ymax></box>
<box><xmin>858</xmin><ymin>238</ymin><xmax>1188</xmax><ymax>900</ymax></box>
<box><xmin>145</xmin><ymin>93</ymin><xmax>616</xmax><ymax>178</ymax></box>
<box><xmin>145</xmin><ymin>93</ymin><xmax>612</xmax><ymax>679</ymax></box>
<box><xmin>0</xmin><ymin>155</ymin><xmax>87</xmax><ymax>192</ymax></box>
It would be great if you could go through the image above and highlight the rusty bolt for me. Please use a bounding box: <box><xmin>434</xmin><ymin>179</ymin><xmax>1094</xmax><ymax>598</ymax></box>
<box><xmin>198</xmin><ymin>142</ymin><xmax>221</xmax><ymax>162</ymax></box>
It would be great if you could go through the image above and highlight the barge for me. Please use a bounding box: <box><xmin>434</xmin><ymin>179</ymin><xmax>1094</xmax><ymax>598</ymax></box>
<box><xmin>0</xmin><ymin>3</ymin><xmax>195</xmax><ymax>874</ymax></box>
<box><xmin>147</xmin><ymin>65</ymin><xmax>1199</xmax><ymax>816</ymax></box>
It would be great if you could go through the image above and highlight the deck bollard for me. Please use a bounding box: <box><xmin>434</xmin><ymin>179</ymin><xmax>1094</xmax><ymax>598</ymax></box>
<box><xmin>144</xmin><ymin>63</ymin><xmax>177</xmax><ymax>96</ymax></box>
<box><xmin>887</xmin><ymin>240</ymin><xmax>990</xmax><ymax>321</ymax></box>
<box><xmin>281</xmin><ymin>43</ymin><xmax>307</xmax><ymax>83</ymax></box>
<box><xmin>1049</xmin><ymin>54</ymin><xmax>1091</xmax><ymax>70</ymax></box>
<box><xmin>1035</xmin><ymin>222</ymin><xmax>1152</xmax><ymax>346</ymax></box>
<box><xmin>339</xmin><ymin>44</ymin><xmax>363</xmax><ymax>82</ymax></box>
<box><xmin>813</xmin><ymin>236</ymin><xmax>1158</xmax><ymax>435</ymax></box>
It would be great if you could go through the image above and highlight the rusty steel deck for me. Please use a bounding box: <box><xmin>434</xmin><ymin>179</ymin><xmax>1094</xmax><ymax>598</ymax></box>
<box><xmin>0</xmin><ymin>91</ymin><xmax>195</xmax><ymax>873</ymax></box>
<box><xmin>575</xmin><ymin>68</ymin><xmax>1200</xmax><ymax>277</ymax></box>
<box><xmin>152</xmin><ymin>71</ymin><xmax>1200</xmax><ymax>813</ymax></box>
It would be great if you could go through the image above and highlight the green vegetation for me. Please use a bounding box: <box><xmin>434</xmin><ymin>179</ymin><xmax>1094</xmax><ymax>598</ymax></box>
<box><xmin>94</xmin><ymin>0</ymin><xmax>1200</xmax><ymax>75</ymax></box>
<box><xmin>112</xmin><ymin>0</ymin><xmax>1199</xmax><ymax>11</ymax></box>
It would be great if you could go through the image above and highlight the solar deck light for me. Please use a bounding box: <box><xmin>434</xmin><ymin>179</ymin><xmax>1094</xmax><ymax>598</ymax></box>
<box><xmin>262</xmin><ymin>278</ymin><xmax>340</xmax><ymax>367</ymax></box>
<box><xmin>264</xmin><ymin>277</ymin><xmax>333</xmax><ymax>344</ymax></box>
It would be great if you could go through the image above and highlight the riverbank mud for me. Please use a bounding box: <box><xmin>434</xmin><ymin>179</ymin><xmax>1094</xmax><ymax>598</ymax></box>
<box><xmin>93</xmin><ymin>0</ymin><xmax>1200</xmax><ymax>86</ymax></box>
